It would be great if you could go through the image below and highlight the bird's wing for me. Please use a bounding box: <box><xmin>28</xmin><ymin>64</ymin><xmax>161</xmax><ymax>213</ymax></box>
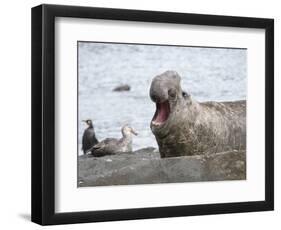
<box><xmin>82</xmin><ymin>130</ymin><xmax>88</xmax><ymax>151</ymax></box>
<box><xmin>92</xmin><ymin>135</ymin><xmax>99</xmax><ymax>145</ymax></box>
<box><xmin>86</xmin><ymin>128</ymin><xmax>99</xmax><ymax>144</ymax></box>
<box><xmin>92</xmin><ymin>138</ymin><xmax>117</xmax><ymax>149</ymax></box>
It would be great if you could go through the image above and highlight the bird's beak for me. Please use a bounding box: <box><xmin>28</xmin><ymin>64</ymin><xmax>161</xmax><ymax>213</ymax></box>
<box><xmin>131</xmin><ymin>129</ymin><xmax>138</xmax><ymax>136</ymax></box>
<box><xmin>82</xmin><ymin>120</ymin><xmax>86</xmax><ymax>123</ymax></box>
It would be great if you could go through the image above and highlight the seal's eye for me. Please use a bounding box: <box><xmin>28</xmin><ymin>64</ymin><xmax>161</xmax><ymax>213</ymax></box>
<box><xmin>182</xmin><ymin>91</ymin><xmax>188</xmax><ymax>98</ymax></box>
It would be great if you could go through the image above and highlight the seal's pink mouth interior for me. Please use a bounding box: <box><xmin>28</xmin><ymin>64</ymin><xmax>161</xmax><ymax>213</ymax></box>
<box><xmin>152</xmin><ymin>100</ymin><xmax>170</xmax><ymax>124</ymax></box>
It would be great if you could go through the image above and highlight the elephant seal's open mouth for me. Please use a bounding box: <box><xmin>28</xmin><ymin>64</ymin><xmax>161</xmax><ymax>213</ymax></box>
<box><xmin>151</xmin><ymin>100</ymin><xmax>170</xmax><ymax>126</ymax></box>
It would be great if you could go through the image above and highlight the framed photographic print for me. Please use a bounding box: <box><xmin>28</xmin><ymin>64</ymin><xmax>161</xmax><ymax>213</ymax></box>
<box><xmin>31</xmin><ymin>4</ymin><xmax>274</xmax><ymax>225</ymax></box>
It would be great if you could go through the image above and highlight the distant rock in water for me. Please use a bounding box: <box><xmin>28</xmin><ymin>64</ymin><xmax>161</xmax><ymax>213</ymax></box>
<box><xmin>113</xmin><ymin>84</ymin><xmax>131</xmax><ymax>92</ymax></box>
<box><xmin>78</xmin><ymin>148</ymin><xmax>246</xmax><ymax>187</ymax></box>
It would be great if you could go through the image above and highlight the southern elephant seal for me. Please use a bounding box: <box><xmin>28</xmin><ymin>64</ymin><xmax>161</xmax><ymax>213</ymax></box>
<box><xmin>149</xmin><ymin>70</ymin><xmax>246</xmax><ymax>158</ymax></box>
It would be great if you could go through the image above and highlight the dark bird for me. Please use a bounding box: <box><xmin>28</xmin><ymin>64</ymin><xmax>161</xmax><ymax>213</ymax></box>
<box><xmin>91</xmin><ymin>125</ymin><xmax>138</xmax><ymax>157</ymax></box>
<box><xmin>82</xmin><ymin>119</ymin><xmax>99</xmax><ymax>154</ymax></box>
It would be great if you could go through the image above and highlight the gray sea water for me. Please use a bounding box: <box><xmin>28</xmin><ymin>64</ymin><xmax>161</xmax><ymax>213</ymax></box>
<box><xmin>78</xmin><ymin>42</ymin><xmax>247</xmax><ymax>155</ymax></box>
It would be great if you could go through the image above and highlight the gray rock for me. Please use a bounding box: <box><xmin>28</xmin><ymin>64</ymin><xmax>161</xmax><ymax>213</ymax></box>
<box><xmin>113</xmin><ymin>84</ymin><xmax>131</xmax><ymax>92</ymax></box>
<box><xmin>78</xmin><ymin>148</ymin><xmax>246</xmax><ymax>187</ymax></box>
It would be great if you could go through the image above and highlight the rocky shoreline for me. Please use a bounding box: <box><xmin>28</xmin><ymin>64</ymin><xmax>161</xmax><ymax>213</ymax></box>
<box><xmin>78</xmin><ymin>148</ymin><xmax>246</xmax><ymax>187</ymax></box>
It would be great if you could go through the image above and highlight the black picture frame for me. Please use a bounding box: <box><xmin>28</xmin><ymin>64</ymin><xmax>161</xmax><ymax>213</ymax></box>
<box><xmin>31</xmin><ymin>4</ymin><xmax>274</xmax><ymax>225</ymax></box>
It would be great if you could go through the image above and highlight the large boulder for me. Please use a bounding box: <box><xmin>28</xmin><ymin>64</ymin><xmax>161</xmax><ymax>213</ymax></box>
<box><xmin>78</xmin><ymin>148</ymin><xmax>246</xmax><ymax>187</ymax></box>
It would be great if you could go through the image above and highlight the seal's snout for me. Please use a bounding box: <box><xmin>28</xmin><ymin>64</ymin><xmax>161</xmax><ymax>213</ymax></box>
<box><xmin>150</xmin><ymin>79</ymin><xmax>171</xmax><ymax>127</ymax></box>
<box><xmin>150</xmin><ymin>83</ymin><xmax>171</xmax><ymax>127</ymax></box>
<box><xmin>150</xmin><ymin>91</ymin><xmax>166</xmax><ymax>103</ymax></box>
<box><xmin>149</xmin><ymin>77</ymin><xmax>168</xmax><ymax>103</ymax></box>
<box><xmin>150</xmin><ymin>71</ymin><xmax>182</xmax><ymax>129</ymax></box>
